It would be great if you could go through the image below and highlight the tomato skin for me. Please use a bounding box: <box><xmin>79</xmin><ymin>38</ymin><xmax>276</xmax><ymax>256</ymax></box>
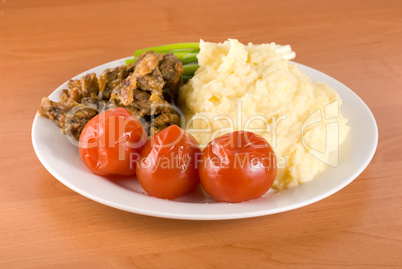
<box><xmin>136</xmin><ymin>125</ymin><xmax>201</xmax><ymax>200</ymax></box>
<box><xmin>199</xmin><ymin>131</ymin><xmax>277</xmax><ymax>203</ymax></box>
<box><xmin>79</xmin><ymin>107</ymin><xmax>147</xmax><ymax>176</ymax></box>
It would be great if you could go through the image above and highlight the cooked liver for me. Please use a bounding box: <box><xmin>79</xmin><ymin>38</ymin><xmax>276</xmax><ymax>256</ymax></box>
<box><xmin>39</xmin><ymin>51</ymin><xmax>183</xmax><ymax>140</ymax></box>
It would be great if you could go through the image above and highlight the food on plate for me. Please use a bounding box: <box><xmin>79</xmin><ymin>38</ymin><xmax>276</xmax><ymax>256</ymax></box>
<box><xmin>39</xmin><ymin>51</ymin><xmax>183</xmax><ymax>140</ymax></box>
<box><xmin>199</xmin><ymin>131</ymin><xmax>277</xmax><ymax>203</ymax></box>
<box><xmin>37</xmin><ymin>39</ymin><xmax>350</xmax><ymax>203</ymax></box>
<box><xmin>126</xmin><ymin>42</ymin><xmax>295</xmax><ymax>83</ymax></box>
<box><xmin>136</xmin><ymin>125</ymin><xmax>201</xmax><ymax>199</ymax></box>
<box><xmin>79</xmin><ymin>107</ymin><xmax>147</xmax><ymax>176</ymax></box>
<box><xmin>179</xmin><ymin>39</ymin><xmax>350</xmax><ymax>189</ymax></box>
<box><xmin>126</xmin><ymin>42</ymin><xmax>200</xmax><ymax>66</ymax></box>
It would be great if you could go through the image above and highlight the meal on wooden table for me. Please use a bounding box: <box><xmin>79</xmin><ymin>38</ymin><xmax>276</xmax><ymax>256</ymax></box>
<box><xmin>38</xmin><ymin>39</ymin><xmax>349</xmax><ymax>203</ymax></box>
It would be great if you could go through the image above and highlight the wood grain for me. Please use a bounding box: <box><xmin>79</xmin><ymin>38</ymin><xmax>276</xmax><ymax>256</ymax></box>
<box><xmin>1</xmin><ymin>0</ymin><xmax>401</xmax><ymax>268</ymax></box>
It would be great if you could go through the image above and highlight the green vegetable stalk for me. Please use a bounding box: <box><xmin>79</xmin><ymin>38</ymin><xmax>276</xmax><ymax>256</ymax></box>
<box><xmin>125</xmin><ymin>42</ymin><xmax>201</xmax><ymax>82</ymax></box>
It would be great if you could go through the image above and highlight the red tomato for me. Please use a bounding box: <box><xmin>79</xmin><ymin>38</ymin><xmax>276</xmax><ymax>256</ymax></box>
<box><xmin>199</xmin><ymin>131</ymin><xmax>277</xmax><ymax>203</ymax></box>
<box><xmin>136</xmin><ymin>125</ymin><xmax>201</xmax><ymax>200</ymax></box>
<box><xmin>79</xmin><ymin>107</ymin><xmax>147</xmax><ymax>176</ymax></box>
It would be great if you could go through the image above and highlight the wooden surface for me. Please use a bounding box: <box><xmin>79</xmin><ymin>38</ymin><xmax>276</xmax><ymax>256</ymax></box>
<box><xmin>1</xmin><ymin>0</ymin><xmax>401</xmax><ymax>268</ymax></box>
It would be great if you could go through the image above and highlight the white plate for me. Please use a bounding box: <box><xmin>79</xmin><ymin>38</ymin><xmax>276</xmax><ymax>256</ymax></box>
<box><xmin>32</xmin><ymin>57</ymin><xmax>378</xmax><ymax>220</ymax></box>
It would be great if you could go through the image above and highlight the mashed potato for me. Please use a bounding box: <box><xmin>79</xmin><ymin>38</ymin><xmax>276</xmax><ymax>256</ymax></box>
<box><xmin>178</xmin><ymin>39</ymin><xmax>349</xmax><ymax>189</ymax></box>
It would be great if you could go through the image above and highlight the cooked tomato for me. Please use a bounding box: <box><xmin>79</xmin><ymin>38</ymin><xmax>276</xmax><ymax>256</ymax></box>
<box><xmin>79</xmin><ymin>107</ymin><xmax>147</xmax><ymax>176</ymax></box>
<box><xmin>136</xmin><ymin>125</ymin><xmax>201</xmax><ymax>200</ymax></box>
<box><xmin>199</xmin><ymin>131</ymin><xmax>277</xmax><ymax>203</ymax></box>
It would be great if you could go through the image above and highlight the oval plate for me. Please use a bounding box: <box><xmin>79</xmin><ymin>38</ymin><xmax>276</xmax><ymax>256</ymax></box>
<box><xmin>32</xmin><ymin>58</ymin><xmax>378</xmax><ymax>220</ymax></box>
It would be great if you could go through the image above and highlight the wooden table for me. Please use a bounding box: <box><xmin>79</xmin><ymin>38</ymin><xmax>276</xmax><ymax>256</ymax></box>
<box><xmin>1</xmin><ymin>0</ymin><xmax>401</xmax><ymax>267</ymax></box>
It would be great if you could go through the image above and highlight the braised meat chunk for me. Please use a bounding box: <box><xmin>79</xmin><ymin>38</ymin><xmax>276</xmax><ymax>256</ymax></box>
<box><xmin>134</xmin><ymin>53</ymin><xmax>165</xmax><ymax>96</ymax></box>
<box><xmin>66</xmin><ymin>73</ymin><xmax>100</xmax><ymax>103</ymax></box>
<box><xmin>159</xmin><ymin>53</ymin><xmax>184</xmax><ymax>103</ymax></box>
<box><xmin>151</xmin><ymin>112</ymin><xmax>181</xmax><ymax>135</ymax></box>
<box><xmin>110</xmin><ymin>76</ymin><xmax>137</xmax><ymax>106</ymax></box>
<box><xmin>39</xmin><ymin>52</ymin><xmax>184</xmax><ymax>139</ymax></box>
<box><xmin>39</xmin><ymin>94</ymin><xmax>99</xmax><ymax>140</ymax></box>
<box><xmin>98</xmin><ymin>65</ymin><xmax>128</xmax><ymax>100</ymax></box>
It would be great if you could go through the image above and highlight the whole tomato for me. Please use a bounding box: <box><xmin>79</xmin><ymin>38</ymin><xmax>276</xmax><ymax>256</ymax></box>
<box><xmin>79</xmin><ymin>107</ymin><xmax>147</xmax><ymax>176</ymax></box>
<box><xmin>199</xmin><ymin>131</ymin><xmax>277</xmax><ymax>203</ymax></box>
<box><xmin>136</xmin><ymin>125</ymin><xmax>201</xmax><ymax>200</ymax></box>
